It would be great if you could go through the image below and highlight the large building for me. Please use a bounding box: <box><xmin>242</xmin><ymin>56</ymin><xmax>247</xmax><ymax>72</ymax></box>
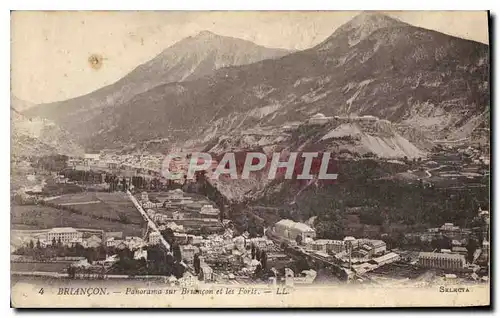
<box><xmin>274</xmin><ymin>219</ymin><xmax>316</xmax><ymax>242</ymax></box>
<box><xmin>46</xmin><ymin>227</ymin><xmax>83</xmax><ymax>245</ymax></box>
<box><xmin>418</xmin><ymin>252</ymin><xmax>466</xmax><ymax>270</ymax></box>
<box><xmin>200</xmin><ymin>205</ymin><xmax>220</xmax><ymax>217</ymax></box>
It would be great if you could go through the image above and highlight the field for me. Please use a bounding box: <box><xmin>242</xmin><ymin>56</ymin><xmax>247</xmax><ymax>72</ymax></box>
<box><xmin>47</xmin><ymin>192</ymin><xmax>144</xmax><ymax>225</ymax></box>
<box><xmin>11</xmin><ymin>205</ymin><xmax>143</xmax><ymax>236</ymax></box>
<box><xmin>11</xmin><ymin>261</ymin><xmax>71</xmax><ymax>273</ymax></box>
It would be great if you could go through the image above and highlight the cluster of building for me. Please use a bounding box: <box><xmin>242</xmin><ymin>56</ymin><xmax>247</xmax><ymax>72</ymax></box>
<box><xmin>67</xmin><ymin>153</ymin><xmax>165</xmax><ymax>176</ymax></box>
<box><xmin>105</xmin><ymin>234</ymin><xmax>146</xmax><ymax>250</ymax></box>
<box><xmin>11</xmin><ymin>227</ymin><xmax>105</xmax><ymax>250</ymax></box>
<box><xmin>138</xmin><ymin>190</ymin><xmax>223</xmax><ymax>234</ymax></box>
<box><xmin>272</xmin><ymin>219</ymin><xmax>400</xmax><ymax>276</ymax></box>
<box><xmin>306</xmin><ymin>113</ymin><xmax>380</xmax><ymax>125</ymax></box>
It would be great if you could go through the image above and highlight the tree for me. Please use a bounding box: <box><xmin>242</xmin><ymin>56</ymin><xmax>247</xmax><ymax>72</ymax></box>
<box><xmin>36</xmin><ymin>239</ymin><xmax>41</xmax><ymax>249</ymax></box>
<box><xmin>67</xmin><ymin>266</ymin><xmax>76</xmax><ymax>279</ymax></box>
<box><xmin>172</xmin><ymin>243</ymin><xmax>182</xmax><ymax>263</ymax></box>
<box><xmin>466</xmin><ymin>238</ymin><xmax>478</xmax><ymax>263</ymax></box>
<box><xmin>254</xmin><ymin>263</ymin><xmax>263</xmax><ymax>278</ymax></box>
<box><xmin>29</xmin><ymin>240</ymin><xmax>34</xmax><ymax>249</ymax></box>
<box><xmin>260</xmin><ymin>251</ymin><xmax>267</xmax><ymax>269</ymax></box>
<box><xmin>57</xmin><ymin>237</ymin><xmax>63</xmax><ymax>248</ymax></box>
<box><xmin>193</xmin><ymin>253</ymin><xmax>201</xmax><ymax>274</ymax></box>
<box><xmin>161</xmin><ymin>228</ymin><xmax>175</xmax><ymax>245</ymax></box>
<box><xmin>251</xmin><ymin>244</ymin><xmax>256</xmax><ymax>260</ymax></box>
<box><xmin>52</xmin><ymin>237</ymin><xmax>57</xmax><ymax>247</ymax></box>
<box><xmin>295</xmin><ymin>234</ymin><xmax>303</xmax><ymax>245</ymax></box>
<box><xmin>255</xmin><ymin>247</ymin><xmax>261</xmax><ymax>261</ymax></box>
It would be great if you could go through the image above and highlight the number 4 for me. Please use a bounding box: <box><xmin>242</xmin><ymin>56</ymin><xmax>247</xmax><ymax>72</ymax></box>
<box><xmin>38</xmin><ymin>288</ymin><xmax>44</xmax><ymax>295</ymax></box>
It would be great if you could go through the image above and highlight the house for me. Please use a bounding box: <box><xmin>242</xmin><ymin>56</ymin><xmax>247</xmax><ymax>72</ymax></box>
<box><xmin>149</xmin><ymin>232</ymin><xmax>162</xmax><ymax>245</ymax></box>
<box><xmin>116</xmin><ymin>241</ymin><xmax>128</xmax><ymax>250</ymax></box>
<box><xmin>199</xmin><ymin>265</ymin><xmax>214</xmax><ymax>282</ymax></box>
<box><xmin>181</xmin><ymin>245</ymin><xmax>198</xmax><ymax>262</ymax></box>
<box><xmin>106</xmin><ymin>237</ymin><xmax>122</xmax><ymax>248</ymax></box>
<box><xmin>100</xmin><ymin>254</ymin><xmax>119</xmax><ymax>267</ymax></box>
<box><xmin>83</xmin><ymin>235</ymin><xmax>102</xmax><ymax>248</ymax></box>
<box><xmin>452</xmin><ymin>246</ymin><xmax>468</xmax><ymax>255</ymax></box>
<box><xmin>174</xmin><ymin>232</ymin><xmax>189</xmax><ymax>245</ymax></box>
<box><xmin>68</xmin><ymin>237</ymin><xmax>84</xmax><ymax>247</ymax></box>
<box><xmin>83</xmin><ymin>153</ymin><xmax>100</xmax><ymax>166</ymax></box>
<box><xmin>172</xmin><ymin>211</ymin><xmax>184</xmax><ymax>220</ymax></box>
<box><xmin>124</xmin><ymin>236</ymin><xmax>145</xmax><ymax>250</ymax></box>
<box><xmin>146</xmin><ymin>209</ymin><xmax>156</xmax><ymax>218</ymax></box>
<box><xmin>133</xmin><ymin>249</ymin><xmax>148</xmax><ymax>261</ymax></box>
<box><xmin>440</xmin><ymin>223</ymin><xmax>460</xmax><ymax>232</ymax></box>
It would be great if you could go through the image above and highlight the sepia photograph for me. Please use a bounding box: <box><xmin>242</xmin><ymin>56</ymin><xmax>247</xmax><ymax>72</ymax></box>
<box><xmin>9</xmin><ymin>10</ymin><xmax>490</xmax><ymax>308</ymax></box>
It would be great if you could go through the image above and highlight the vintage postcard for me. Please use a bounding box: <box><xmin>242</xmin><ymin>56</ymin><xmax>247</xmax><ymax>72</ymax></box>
<box><xmin>10</xmin><ymin>11</ymin><xmax>490</xmax><ymax>308</ymax></box>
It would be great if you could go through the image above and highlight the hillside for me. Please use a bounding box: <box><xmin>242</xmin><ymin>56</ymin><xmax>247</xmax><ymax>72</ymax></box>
<box><xmin>199</xmin><ymin>115</ymin><xmax>425</xmax><ymax>202</ymax></box>
<box><xmin>11</xmin><ymin>97</ymin><xmax>83</xmax><ymax>157</ymax></box>
<box><xmin>25</xmin><ymin>31</ymin><xmax>290</xmax><ymax>148</ymax></box>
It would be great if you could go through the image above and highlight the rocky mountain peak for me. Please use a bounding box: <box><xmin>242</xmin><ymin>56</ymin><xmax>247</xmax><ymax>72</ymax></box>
<box><xmin>193</xmin><ymin>30</ymin><xmax>218</xmax><ymax>39</ymax></box>
<box><xmin>318</xmin><ymin>11</ymin><xmax>407</xmax><ymax>49</ymax></box>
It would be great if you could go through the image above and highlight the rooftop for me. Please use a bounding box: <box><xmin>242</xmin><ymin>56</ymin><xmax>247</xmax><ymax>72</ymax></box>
<box><xmin>419</xmin><ymin>252</ymin><xmax>465</xmax><ymax>260</ymax></box>
<box><xmin>49</xmin><ymin>227</ymin><xmax>78</xmax><ymax>233</ymax></box>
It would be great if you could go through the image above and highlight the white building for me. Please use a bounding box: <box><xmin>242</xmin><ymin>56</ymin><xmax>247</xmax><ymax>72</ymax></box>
<box><xmin>369</xmin><ymin>240</ymin><xmax>386</xmax><ymax>255</ymax></box>
<box><xmin>149</xmin><ymin>232</ymin><xmax>162</xmax><ymax>245</ymax></box>
<box><xmin>274</xmin><ymin>219</ymin><xmax>316</xmax><ymax>242</ymax></box>
<box><xmin>307</xmin><ymin>113</ymin><xmax>332</xmax><ymax>125</ymax></box>
<box><xmin>46</xmin><ymin>228</ymin><xmax>83</xmax><ymax>245</ymax></box>
<box><xmin>172</xmin><ymin>211</ymin><xmax>184</xmax><ymax>220</ymax></box>
<box><xmin>83</xmin><ymin>235</ymin><xmax>102</xmax><ymax>248</ymax></box>
<box><xmin>440</xmin><ymin>223</ymin><xmax>460</xmax><ymax>232</ymax></box>
<box><xmin>181</xmin><ymin>245</ymin><xmax>198</xmax><ymax>262</ymax></box>
<box><xmin>200</xmin><ymin>205</ymin><xmax>220</xmax><ymax>217</ymax></box>
<box><xmin>134</xmin><ymin>249</ymin><xmax>148</xmax><ymax>261</ymax></box>
<box><xmin>106</xmin><ymin>237</ymin><xmax>124</xmax><ymax>248</ymax></box>
<box><xmin>83</xmin><ymin>153</ymin><xmax>100</xmax><ymax>166</ymax></box>
<box><xmin>418</xmin><ymin>252</ymin><xmax>466</xmax><ymax>269</ymax></box>
<box><xmin>372</xmin><ymin>252</ymin><xmax>400</xmax><ymax>266</ymax></box>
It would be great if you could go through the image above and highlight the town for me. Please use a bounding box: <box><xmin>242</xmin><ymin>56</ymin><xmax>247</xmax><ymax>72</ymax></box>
<box><xmin>11</xmin><ymin>143</ymin><xmax>490</xmax><ymax>288</ymax></box>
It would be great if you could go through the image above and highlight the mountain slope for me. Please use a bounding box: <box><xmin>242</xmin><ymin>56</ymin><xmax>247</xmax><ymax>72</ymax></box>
<box><xmin>11</xmin><ymin>97</ymin><xmax>84</xmax><ymax>157</ymax></box>
<box><xmin>27</xmin><ymin>13</ymin><xmax>490</xmax><ymax>151</ymax></box>
<box><xmin>25</xmin><ymin>31</ymin><xmax>290</xmax><ymax>146</ymax></box>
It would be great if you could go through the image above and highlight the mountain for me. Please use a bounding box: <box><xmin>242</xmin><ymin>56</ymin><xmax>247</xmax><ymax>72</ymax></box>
<box><xmin>26</xmin><ymin>13</ymin><xmax>489</xmax><ymax>152</ymax></box>
<box><xmin>11</xmin><ymin>96</ymin><xmax>36</xmax><ymax>112</ymax></box>
<box><xmin>25</xmin><ymin>31</ymin><xmax>290</xmax><ymax>147</ymax></box>
<box><xmin>11</xmin><ymin>96</ymin><xmax>84</xmax><ymax>157</ymax></box>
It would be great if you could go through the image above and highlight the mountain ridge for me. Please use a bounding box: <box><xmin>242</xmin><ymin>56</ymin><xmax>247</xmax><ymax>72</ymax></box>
<box><xmin>25</xmin><ymin>31</ymin><xmax>291</xmax><ymax>139</ymax></box>
<box><xmin>24</xmin><ymin>13</ymin><xmax>489</xmax><ymax>153</ymax></box>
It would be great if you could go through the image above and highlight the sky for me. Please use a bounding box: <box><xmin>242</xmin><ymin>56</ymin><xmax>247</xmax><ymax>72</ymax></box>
<box><xmin>11</xmin><ymin>11</ymin><xmax>489</xmax><ymax>104</ymax></box>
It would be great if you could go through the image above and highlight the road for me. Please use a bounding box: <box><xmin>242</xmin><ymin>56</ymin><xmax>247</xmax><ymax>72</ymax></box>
<box><xmin>126</xmin><ymin>190</ymin><xmax>172</xmax><ymax>255</ymax></box>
